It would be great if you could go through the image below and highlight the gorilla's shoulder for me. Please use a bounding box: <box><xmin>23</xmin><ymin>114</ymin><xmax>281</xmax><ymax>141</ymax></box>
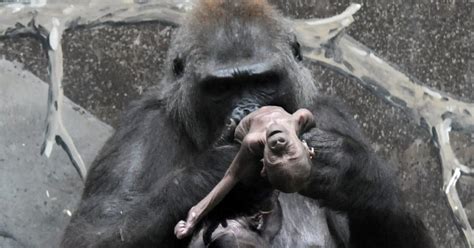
<box><xmin>117</xmin><ymin>91</ymin><xmax>168</xmax><ymax>129</ymax></box>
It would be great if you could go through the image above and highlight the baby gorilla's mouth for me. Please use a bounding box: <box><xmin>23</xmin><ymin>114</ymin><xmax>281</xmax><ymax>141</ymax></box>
<box><xmin>267</xmin><ymin>133</ymin><xmax>288</xmax><ymax>154</ymax></box>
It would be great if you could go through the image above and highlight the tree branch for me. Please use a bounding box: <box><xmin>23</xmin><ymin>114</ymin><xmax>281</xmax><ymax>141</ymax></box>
<box><xmin>39</xmin><ymin>18</ymin><xmax>87</xmax><ymax>180</ymax></box>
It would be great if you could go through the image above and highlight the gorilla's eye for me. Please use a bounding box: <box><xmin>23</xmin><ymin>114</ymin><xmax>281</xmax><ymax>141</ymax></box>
<box><xmin>172</xmin><ymin>55</ymin><xmax>185</xmax><ymax>77</ymax></box>
<box><xmin>291</xmin><ymin>41</ymin><xmax>303</xmax><ymax>62</ymax></box>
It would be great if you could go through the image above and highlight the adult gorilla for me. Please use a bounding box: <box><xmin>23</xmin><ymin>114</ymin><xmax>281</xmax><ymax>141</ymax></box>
<box><xmin>62</xmin><ymin>0</ymin><xmax>435</xmax><ymax>247</ymax></box>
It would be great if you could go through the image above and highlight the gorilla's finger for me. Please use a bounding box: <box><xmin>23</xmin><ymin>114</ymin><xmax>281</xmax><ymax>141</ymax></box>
<box><xmin>214</xmin><ymin>118</ymin><xmax>237</xmax><ymax>147</ymax></box>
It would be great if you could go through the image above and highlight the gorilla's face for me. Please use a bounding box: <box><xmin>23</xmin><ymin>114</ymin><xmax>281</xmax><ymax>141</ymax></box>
<box><xmin>162</xmin><ymin>0</ymin><xmax>317</xmax><ymax>148</ymax></box>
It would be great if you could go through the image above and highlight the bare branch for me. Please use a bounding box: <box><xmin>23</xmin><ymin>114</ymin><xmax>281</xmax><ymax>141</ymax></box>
<box><xmin>293</xmin><ymin>3</ymin><xmax>361</xmax><ymax>47</ymax></box>
<box><xmin>295</xmin><ymin>7</ymin><xmax>474</xmax><ymax>133</ymax></box>
<box><xmin>39</xmin><ymin>18</ymin><xmax>87</xmax><ymax>180</ymax></box>
<box><xmin>0</xmin><ymin>0</ymin><xmax>192</xmax><ymax>36</ymax></box>
<box><xmin>435</xmin><ymin>120</ymin><xmax>474</xmax><ymax>246</ymax></box>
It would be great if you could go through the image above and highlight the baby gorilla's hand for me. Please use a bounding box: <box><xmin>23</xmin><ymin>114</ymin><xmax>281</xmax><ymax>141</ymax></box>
<box><xmin>174</xmin><ymin>220</ymin><xmax>191</xmax><ymax>239</ymax></box>
<box><xmin>174</xmin><ymin>207</ymin><xmax>199</xmax><ymax>239</ymax></box>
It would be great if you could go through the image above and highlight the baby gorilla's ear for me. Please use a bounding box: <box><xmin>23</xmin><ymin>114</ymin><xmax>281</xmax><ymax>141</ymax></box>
<box><xmin>293</xmin><ymin>109</ymin><xmax>316</xmax><ymax>134</ymax></box>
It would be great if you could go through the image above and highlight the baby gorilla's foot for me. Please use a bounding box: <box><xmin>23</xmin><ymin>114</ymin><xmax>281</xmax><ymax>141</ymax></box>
<box><xmin>174</xmin><ymin>220</ymin><xmax>195</xmax><ymax>239</ymax></box>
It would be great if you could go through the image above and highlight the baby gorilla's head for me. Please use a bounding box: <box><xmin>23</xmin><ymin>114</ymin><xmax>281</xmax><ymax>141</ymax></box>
<box><xmin>262</xmin><ymin>110</ymin><xmax>315</xmax><ymax>193</ymax></box>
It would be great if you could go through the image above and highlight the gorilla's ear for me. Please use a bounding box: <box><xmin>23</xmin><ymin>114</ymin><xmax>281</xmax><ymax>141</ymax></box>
<box><xmin>172</xmin><ymin>53</ymin><xmax>185</xmax><ymax>77</ymax></box>
<box><xmin>293</xmin><ymin>109</ymin><xmax>315</xmax><ymax>134</ymax></box>
<box><xmin>290</xmin><ymin>35</ymin><xmax>303</xmax><ymax>62</ymax></box>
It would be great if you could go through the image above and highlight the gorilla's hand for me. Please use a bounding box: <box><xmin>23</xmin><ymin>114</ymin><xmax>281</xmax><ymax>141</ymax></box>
<box><xmin>295</xmin><ymin>97</ymin><xmax>436</xmax><ymax>248</ymax></box>
<box><xmin>299</xmin><ymin>128</ymin><xmax>397</xmax><ymax>212</ymax></box>
<box><xmin>214</xmin><ymin>118</ymin><xmax>239</xmax><ymax>147</ymax></box>
<box><xmin>296</xmin><ymin>97</ymin><xmax>398</xmax><ymax>214</ymax></box>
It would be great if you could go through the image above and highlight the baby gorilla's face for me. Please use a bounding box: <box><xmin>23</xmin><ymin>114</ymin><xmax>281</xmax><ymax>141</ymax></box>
<box><xmin>262</xmin><ymin>122</ymin><xmax>313</xmax><ymax>193</ymax></box>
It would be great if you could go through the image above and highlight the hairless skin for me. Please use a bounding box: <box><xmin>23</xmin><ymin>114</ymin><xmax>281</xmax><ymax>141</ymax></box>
<box><xmin>175</xmin><ymin>106</ymin><xmax>316</xmax><ymax>239</ymax></box>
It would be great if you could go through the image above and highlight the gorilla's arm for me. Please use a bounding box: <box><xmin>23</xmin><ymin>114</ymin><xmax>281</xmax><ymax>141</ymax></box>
<box><xmin>61</xmin><ymin>100</ymin><xmax>236</xmax><ymax>248</ymax></box>
<box><xmin>299</xmin><ymin>96</ymin><xmax>435</xmax><ymax>248</ymax></box>
<box><xmin>63</xmin><ymin>149</ymin><xmax>235</xmax><ymax>247</ymax></box>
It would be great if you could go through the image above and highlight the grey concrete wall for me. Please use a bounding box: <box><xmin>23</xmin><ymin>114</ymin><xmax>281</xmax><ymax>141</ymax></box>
<box><xmin>0</xmin><ymin>1</ymin><xmax>472</xmax><ymax>247</ymax></box>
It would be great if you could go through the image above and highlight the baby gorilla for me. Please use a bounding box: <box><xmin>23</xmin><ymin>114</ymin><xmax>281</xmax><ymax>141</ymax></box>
<box><xmin>175</xmin><ymin>106</ymin><xmax>316</xmax><ymax>240</ymax></box>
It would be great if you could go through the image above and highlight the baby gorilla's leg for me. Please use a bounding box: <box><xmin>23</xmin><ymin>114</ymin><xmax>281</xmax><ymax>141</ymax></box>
<box><xmin>175</xmin><ymin>143</ymin><xmax>260</xmax><ymax>239</ymax></box>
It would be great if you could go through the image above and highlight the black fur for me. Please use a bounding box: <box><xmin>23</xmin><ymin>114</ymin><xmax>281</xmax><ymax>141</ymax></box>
<box><xmin>62</xmin><ymin>1</ymin><xmax>435</xmax><ymax>247</ymax></box>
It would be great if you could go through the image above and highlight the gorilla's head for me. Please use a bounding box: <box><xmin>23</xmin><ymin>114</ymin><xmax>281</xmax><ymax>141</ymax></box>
<box><xmin>161</xmin><ymin>0</ymin><xmax>317</xmax><ymax>149</ymax></box>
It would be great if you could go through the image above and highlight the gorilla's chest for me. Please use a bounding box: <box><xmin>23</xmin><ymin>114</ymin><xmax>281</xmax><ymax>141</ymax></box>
<box><xmin>272</xmin><ymin>193</ymin><xmax>339</xmax><ymax>248</ymax></box>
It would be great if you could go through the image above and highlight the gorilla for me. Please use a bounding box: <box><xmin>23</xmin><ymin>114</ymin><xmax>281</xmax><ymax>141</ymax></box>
<box><xmin>62</xmin><ymin>0</ymin><xmax>436</xmax><ymax>247</ymax></box>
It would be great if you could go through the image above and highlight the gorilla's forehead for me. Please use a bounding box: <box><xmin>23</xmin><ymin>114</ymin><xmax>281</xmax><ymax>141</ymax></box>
<box><xmin>179</xmin><ymin>0</ymin><xmax>289</xmax><ymax>65</ymax></box>
<box><xmin>191</xmin><ymin>0</ymin><xmax>275</xmax><ymax>23</ymax></box>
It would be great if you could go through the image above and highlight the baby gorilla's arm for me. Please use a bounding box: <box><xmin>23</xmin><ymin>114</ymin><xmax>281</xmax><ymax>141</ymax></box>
<box><xmin>174</xmin><ymin>107</ymin><xmax>315</xmax><ymax>239</ymax></box>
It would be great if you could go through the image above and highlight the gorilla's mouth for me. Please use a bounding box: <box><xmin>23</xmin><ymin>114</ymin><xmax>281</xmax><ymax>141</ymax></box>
<box><xmin>230</xmin><ymin>101</ymin><xmax>291</xmax><ymax>125</ymax></box>
<box><xmin>230</xmin><ymin>102</ymin><xmax>261</xmax><ymax>122</ymax></box>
